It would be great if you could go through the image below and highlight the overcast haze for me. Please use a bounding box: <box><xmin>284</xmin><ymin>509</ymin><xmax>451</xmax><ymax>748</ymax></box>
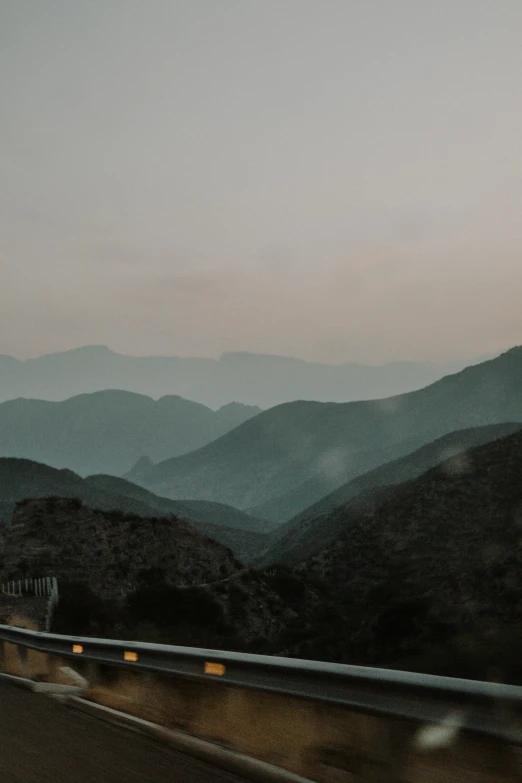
<box><xmin>1</xmin><ymin>0</ymin><xmax>521</xmax><ymax>364</ymax></box>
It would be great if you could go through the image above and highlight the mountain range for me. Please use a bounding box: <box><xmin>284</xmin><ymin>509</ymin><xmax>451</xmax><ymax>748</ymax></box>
<box><xmin>128</xmin><ymin>347</ymin><xmax>522</xmax><ymax>520</ymax></box>
<box><xmin>0</xmin><ymin>345</ymin><xmax>492</xmax><ymax>408</ymax></box>
<box><xmin>4</xmin><ymin>425</ymin><xmax>522</xmax><ymax>677</ymax></box>
<box><xmin>0</xmin><ymin>458</ymin><xmax>272</xmax><ymax>563</ymax></box>
<box><xmin>0</xmin><ymin>391</ymin><xmax>259</xmax><ymax>476</ymax></box>
<box><xmin>2</xmin><ymin>342</ymin><xmax>522</xmax><ymax>675</ymax></box>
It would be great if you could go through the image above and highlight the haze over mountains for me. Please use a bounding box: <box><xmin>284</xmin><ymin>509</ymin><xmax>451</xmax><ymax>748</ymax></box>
<box><xmin>4</xmin><ymin>0</ymin><xmax>522</xmax><ymax>684</ymax></box>
<box><xmin>260</xmin><ymin>421</ymin><xmax>522</xmax><ymax>566</ymax></box>
<box><xmin>1</xmin><ymin>342</ymin><xmax>522</xmax><ymax>677</ymax></box>
<box><xmin>0</xmin><ymin>458</ymin><xmax>271</xmax><ymax>564</ymax></box>
<box><xmin>0</xmin><ymin>391</ymin><xmax>259</xmax><ymax>476</ymax></box>
<box><xmin>0</xmin><ymin>345</ymin><xmax>492</xmax><ymax>408</ymax></box>
<box><xmin>4</xmin><ymin>425</ymin><xmax>522</xmax><ymax>674</ymax></box>
<box><xmin>129</xmin><ymin>347</ymin><xmax>522</xmax><ymax>520</ymax></box>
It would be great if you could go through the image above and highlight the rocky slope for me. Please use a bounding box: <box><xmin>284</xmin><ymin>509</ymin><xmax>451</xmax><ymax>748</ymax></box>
<box><xmin>1</xmin><ymin>498</ymin><xmax>241</xmax><ymax>600</ymax></box>
<box><xmin>0</xmin><ymin>498</ymin><xmax>310</xmax><ymax>646</ymax></box>
<box><xmin>0</xmin><ymin>391</ymin><xmax>260</xmax><ymax>476</ymax></box>
<box><xmin>282</xmin><ymin>428</ymin><xmax>522</xmax><ymax>665</ymax></box>
<box><xmin>131</xmin><ymin>347</ymin><xmax>522</xmax><ymax>518</ymax></box>
<box><xmin>260</xmin><ymin>421</ymin><xmax>522</xmax><ymax>565</ymax></box>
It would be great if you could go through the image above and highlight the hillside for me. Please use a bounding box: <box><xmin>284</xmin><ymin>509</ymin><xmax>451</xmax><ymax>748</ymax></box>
<box><xmin>0</xmin><ymin>390</ymin><xmax>260</xmax><ymax>476</ymax></box>
<box><xmin>1</xmin><ymin>498</ymin><xmax>308</xmax><ymax>647</ymax></box>
<box><xmin>6</xmin><ymin>428</ymin><xmax>522</xmax><ymax>673</ymax></box>
<box><xmin>0</xmin><ymin>345</ymin><xmax>488</xmax><ymax>408</ymax></box>
<box><xmin>85</xmin><ymin>474</ymin><xmax>274</xmax><ymax>563</ymax></box>
<box><xmin>0</xmin><ymin>458</ymin><xmax>270</xmax><ymax>563</ymax></box>
<box><xmin>260</xmin><ymin>422</ymin><xmax>522</xmax><ymax>565</ymax></box>
<box><xmin>83</xmin><ymin>474</ymin><xmax>274</xmax><ymax>534</ymax></box>
<box><xmin>281</xmin><ymin>428</ymin><xmax>522</xmax><ymax>666</ymax></box>
<box><xmin>130</xmin><ymin>347</ymin><xmax>522</xmax><ymax>516</ymax></box>
<box><xmin>1</xmin><ymin>498</ymin><xmax>241</xmax><ymax>600</ymax></box>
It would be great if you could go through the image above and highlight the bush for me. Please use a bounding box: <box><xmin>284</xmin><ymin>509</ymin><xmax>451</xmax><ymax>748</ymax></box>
<box><xmin>126</xmin><ymin>584</ymin><xmax>226</xmax><ymax>631</ymax></box>
<box><xmin>267</xmin><ymin>567</ymin><xmax>306</xmax><ymax>606</ymax></box>
<box><xmin>51</xmin><ymin>582</ymin><xmax>116</xmax><ymax>636</ymax></box>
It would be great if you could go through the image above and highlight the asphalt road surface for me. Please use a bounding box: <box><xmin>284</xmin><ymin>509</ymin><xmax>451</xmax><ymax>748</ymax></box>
<box><xmin>0</xmin><ymin>681</ymin><xmax>248</xmax><ymax>783</ymax></box>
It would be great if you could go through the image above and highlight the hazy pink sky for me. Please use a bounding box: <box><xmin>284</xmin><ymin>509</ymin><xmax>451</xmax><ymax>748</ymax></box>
<box><xmin>1</xmin><ymin>1</ymin><xmax>521</xmax><ymax>363</ymax></box>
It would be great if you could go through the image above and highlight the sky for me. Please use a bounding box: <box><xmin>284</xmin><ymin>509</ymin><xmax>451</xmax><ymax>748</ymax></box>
<box><xmin>1</xmin><ymin>0</ymin><xmax>522</xmax><ymax>364</ymax></box>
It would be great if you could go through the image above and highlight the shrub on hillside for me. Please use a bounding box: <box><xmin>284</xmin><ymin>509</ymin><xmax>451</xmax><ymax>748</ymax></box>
<box><xmin>51</xmin><ymin>582</ymin><xmax>117</xmax><ymax>636</ymax></box>
<box><xmin>126</xmin><ymin>583</ymin><xmax>226</xmax><ymax>632</ymax></box>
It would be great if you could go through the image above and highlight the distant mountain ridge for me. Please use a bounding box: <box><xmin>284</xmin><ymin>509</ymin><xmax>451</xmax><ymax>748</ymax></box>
<box><xmin>130</xmin><ymin>347</ymin><xmax>522</xmax><ymax>519</ymax></box>
<box><xmin>0</xmin><ymin>345</ymin><xmax>493</xmax><ymax>408</ymax></box>
<box><xmin>0</xmin><ymin>391</ymin><xmax>260</xmax><ymax>476</ymax></box>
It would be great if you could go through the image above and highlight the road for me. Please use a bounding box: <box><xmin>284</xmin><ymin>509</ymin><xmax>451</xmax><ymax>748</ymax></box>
<box><xmin>0</xmin><ymin>681</ymin><xmax>248</xmax><ymax>783</ymax></box>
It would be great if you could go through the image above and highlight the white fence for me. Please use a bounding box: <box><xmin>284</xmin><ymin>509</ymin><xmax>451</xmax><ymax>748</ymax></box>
<box><xmin>0</xmin><ymin>577</ymin><xmax>59</xmax><ymax>631</ymax></box>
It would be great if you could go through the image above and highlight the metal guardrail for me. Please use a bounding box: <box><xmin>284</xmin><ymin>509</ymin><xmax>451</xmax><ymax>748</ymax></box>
<box><xmin>1</xmin><ymin>624</ymin><xmax>522</xmax><ymax>741</ymax></box>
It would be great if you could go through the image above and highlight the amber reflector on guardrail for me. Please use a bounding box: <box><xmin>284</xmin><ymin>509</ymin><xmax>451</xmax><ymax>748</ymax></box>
<box><xmin>72</xmin><ymin>645</ymin><xmax>83</xmax><ymax>654</ymax></box>
<box><xmin>124</xmin><ymin>651</ymin><xmax>139</xmax><ymax>662</ymax></box>
<box><xmin>204</xmin><ymin>661</ymin><xmax>226</xmax><ymax>676</ymax></box>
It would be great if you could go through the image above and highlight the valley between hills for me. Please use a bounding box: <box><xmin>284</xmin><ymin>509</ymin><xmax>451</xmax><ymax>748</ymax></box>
<box><xmin>1</xmin><ymin>346</ymin><xmax>522</xmax><ymax>682</ymax></box>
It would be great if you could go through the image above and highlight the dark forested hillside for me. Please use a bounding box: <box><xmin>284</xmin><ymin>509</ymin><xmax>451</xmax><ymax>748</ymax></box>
<box><xmin>260</xmin><ymin>421</ymin><xmax>522</xmax><ymax>565</ymax></box>
<box><xmin>279</xmin><ymin>428</ymin><xmax>522</xmax><ymax>668</ymax></box>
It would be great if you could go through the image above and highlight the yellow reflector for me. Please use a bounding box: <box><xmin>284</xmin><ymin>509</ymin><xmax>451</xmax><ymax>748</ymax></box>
<box><xmin>72</xmin><ymin>644</ymin><xmax>83</xmax><ymax>654</ymax></box>
<box><xmin>204</xmin><ymin>661</ymin><xmax>226</xmax><ymax>676</ymax></box>
<box><xmin>124</xmin><ymin>651</ymin><xmax>139</xmax><ymax>662</ymax></box>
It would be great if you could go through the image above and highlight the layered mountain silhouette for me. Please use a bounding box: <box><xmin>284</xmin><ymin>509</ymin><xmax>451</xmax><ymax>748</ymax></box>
<box><xmin>260</xmin><ymin>421</ymin><xmax>522</xmax><ymax>565</ymax></box>
<box><xmin>0</xmin><ymin>458</ymin><xmax>271</xmax><ymax>563</ymax></box>
<box><xmin>6</xmin><ymin>427</ymin><xmax>522</xmax><ymax>672</ymax></box>
<box><xmin>0</xmin><ymin>345</ymin><xmax>490</xmax><ymax>408</ymax></box>
<box><xmin>128</xmin><ymin>347</ymin><xmax>522</xmax><ymax>518</ymax></box>
<box><xmin>0</xmin><ymin>391</ymin><xmax>260</xmax><ymax>476</ymax></box>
